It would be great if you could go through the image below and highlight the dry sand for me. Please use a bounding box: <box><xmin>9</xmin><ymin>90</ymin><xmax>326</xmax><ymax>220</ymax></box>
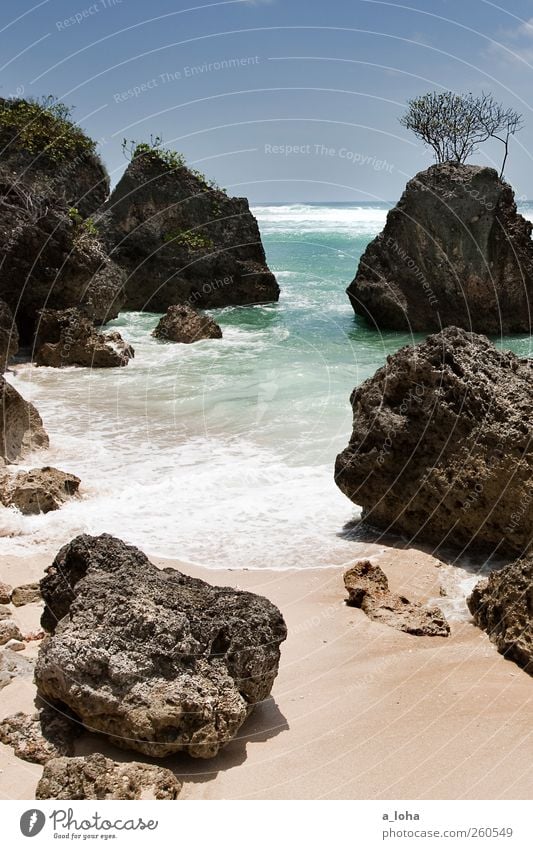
<box><xmin>0</xmin><ymin>543</ymin><xmax>531</xmax><ymax>800</ymax></box>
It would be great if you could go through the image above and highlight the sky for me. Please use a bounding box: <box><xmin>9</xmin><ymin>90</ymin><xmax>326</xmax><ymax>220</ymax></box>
<box><xmin>2</xmin><ymin>0</ymin><xmax>533</xmax><ymax>201</ymax></box>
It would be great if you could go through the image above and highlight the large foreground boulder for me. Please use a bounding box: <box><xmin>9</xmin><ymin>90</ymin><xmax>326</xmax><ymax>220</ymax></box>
<box><xmin>348</xmin><ymin>163</ymin><xmax>533</xmax><ymax>333</ymax></box>
<box><xmin>36</xmin><ymin>753</ymin><xmax>182</xmax><ymax>800</ymax></box>
<box><xmin>335</xmin><ymin>326</ymin><xmax>533</xmax><ymax>555</ymax></box>
<box><xmin>0</xmin><ymin>377</ymin><xmax>49</xmax><ymax>463</ymax></box>
<box><xmin>152</xmin><ymin>304</ymin><xmax>222</xmax><ymax>343</ymax></box>
<box><xmin>34</xmin><ymin>309</ymin><xmax>134</xmax><ymax>368</ymax></box>
<box><xmin>468</xmin><ymin>556</ymin><xmax>533</xmax><ymax>673</ymax></box>
<box><xmin>102</xmin><ymin>147</ymin><xmax>279</xmax><ymax>311</ymax></box>
<box><xmin>35</xmin><ymin>534</ymin><xmax>287</xmax><ymax>758</ymax></box>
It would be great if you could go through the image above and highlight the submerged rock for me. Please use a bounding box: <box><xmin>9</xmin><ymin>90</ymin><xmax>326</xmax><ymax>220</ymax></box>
<box><xmin>468</xmin><ymin>556</ymin><xmax>533</xmax><ymax>673</ymax></box>
<box><xmin>35</xmin><ymin>534</ymin><xmax>287</xmax><ymax>758</ymax></box>
<box><xmin>0</xmin><ymin>707</ymin><xmax>79</xmax><ymax>764</ymax></box>
<box><xmin>0</xmin><ymin>377</ymin><xmax>49</xmax><ymax>463</ymax></box>
<box><xmin>344</xmin><ymin>560</ymin><xmax>449</xmax><ymax>636</ymax></box>
<box><xmin>348</xmin><ymin>163</ymin><xmax>533</xmax><ymax>333</ymax></box>
<box><xmin>152</xmin><ymin>304</ymin><xmax>223</xmax><ymax>343</ymax></box>
<box><xmin>0</xmin><ymin>467</ymin><xmax>80</xmax><ymax>514</ymax></box>
<box><xmin>335</xmin><ymin>326</ymin><xmax>533</xmax><ymax>555</ymax></box>
<box><xmin>36</xmin><ymin>753</ymin><xmax>182</xmax><ymax>800</ymax></box>
<box><xmin>103</xmin><ymin>148</ymin><xmax>279</xmax><ymax>311</ymax></box>
<box><xmin>34</xmin><ymin>308</ymin><xmax>133</xmax><ymax>368</ymax></box>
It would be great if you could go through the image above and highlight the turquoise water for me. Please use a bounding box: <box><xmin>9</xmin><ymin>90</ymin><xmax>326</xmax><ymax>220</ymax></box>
<box><xmin>3</xmin><ymin>201</ymin><xmax>533</xmax><ymax>571</ymax></box>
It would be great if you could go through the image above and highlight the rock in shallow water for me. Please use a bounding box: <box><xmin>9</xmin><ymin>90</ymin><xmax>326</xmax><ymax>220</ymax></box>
<box><xmin>35</xmin><ymin>534</ymin><xmax>287</xmax><ymax>758</ymax></box>
<box><xmin>36</xmin><ymin>753</ymin><xmax>182</xmax><ymax>800</ymax></box>
<box><xmin>0</xmin><ymin>467</ymin><xmax>80</xmax><ymax>514</ymax></box>
<box><xmin>35</xmin><ymin>308</ymin><xmax>133</xmax><ymax>368</ymax></box>
<box><xmin>344</xmin><ymin>560</ymin><xmax>450</xmax><ymax>637</ymax></box>
<box><xmin>468</xmin><ymin>556</ymin><xmax>533</xmax><ymax>673</ymax></box>
<box><xmin>0</xmin><ymin>377</ymin><xmax>49</xmax><ymax>463</ymax></box>
<box><xmin>335</xmin><ymin>326</ymin><xmax>533</xmax><ymax>556</ymax></box>
<box><xmin>348</xmin><ymin>162</ymin><xmax>533</xmax><ymax>333</ymax></box>
<box><xmin>153</xmin><ymin>304</ymin><xmax>222</xmax><ymax>343</ymax></box>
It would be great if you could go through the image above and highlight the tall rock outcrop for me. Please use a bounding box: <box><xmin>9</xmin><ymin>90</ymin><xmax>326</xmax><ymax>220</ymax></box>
<box><xmin>0</xmin><ymin>98</ymin><xmax>125</xmax><ymax>342</ymax></box>
<box><xmin>35</xmin><ymin>534</ymin><xmax>287</xmax><ymax>758</ymax></box>
<box><xmin>0</xmin><ymin>182</ymin><xmax>125</xmax><ymax>343</ymax></box>
<box><xmin>102</xmin><ymin>148</ymin><xmax>279</xmax><ymax>311</ymax></box>
<box><xmin>0</xmin><ymin>97</ymin><xmax>109</xmax><ymax>217</ymax></box>
<box><xmin>347</xmin><ymin>163</ymin><xmax>533</xmax><ymax>333</ymax></box>
<box><xmin>335</xmin><ymin>327</ymin><xmax>533</xmax><ymax>555</ymax></box>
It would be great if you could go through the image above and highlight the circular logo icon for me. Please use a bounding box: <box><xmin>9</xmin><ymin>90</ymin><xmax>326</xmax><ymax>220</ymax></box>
<box><xmin>20</xmin><ymin>810</ymin><xmax>46</xmax><ymax>837</ymax></box>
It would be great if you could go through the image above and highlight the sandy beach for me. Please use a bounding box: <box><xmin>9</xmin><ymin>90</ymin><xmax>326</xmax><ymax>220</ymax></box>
<box><xmin>1</xmin><ymin>543</ymin><xmax>531</xmax><ymax>801</ymax></box>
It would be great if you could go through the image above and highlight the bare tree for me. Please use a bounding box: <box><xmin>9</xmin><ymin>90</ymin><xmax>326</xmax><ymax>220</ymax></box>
<box><xmin>474</xmin><ymin>93</ymin><xmax>523</xmax><ymax>178</ymax></box>
<box><xmin>400</xmin><ymin>91</ymin><xmax>523</xmax><ymax>177</ymax></box>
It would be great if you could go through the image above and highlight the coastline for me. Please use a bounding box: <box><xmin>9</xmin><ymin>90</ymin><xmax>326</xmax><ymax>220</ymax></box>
<box><xmin>1</xmin><ymin>544</ymin><xmax>531</xmax><ymax>801</ymax></box>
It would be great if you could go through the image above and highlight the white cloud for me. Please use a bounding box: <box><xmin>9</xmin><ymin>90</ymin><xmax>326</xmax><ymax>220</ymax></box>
<box><xmin>488</xmin><ymin>17</ymin><xmax>533</xmax><ymax>65</ymax></box>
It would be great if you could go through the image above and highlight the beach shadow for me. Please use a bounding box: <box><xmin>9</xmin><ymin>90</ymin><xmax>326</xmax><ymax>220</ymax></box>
<box><xmin>68</xmin><ymin>695</ymin><xmax>288</xmax><ymax>787</ymax></box>
<box><xmin>337</xmin><ymin>517</ymin><xmax>510</xmax><ymax>577</ymax></box>
<box><xmin>168</xmin><ymin>696</ymin><xmax>289</xmax><ymax>785</ymax></box>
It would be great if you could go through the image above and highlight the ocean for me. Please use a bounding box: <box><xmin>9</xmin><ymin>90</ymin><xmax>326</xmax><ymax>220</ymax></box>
<box><xmin>3</xmin><ymin>201</ymin><xmax>533</xmax><ymax>577</ymax></box>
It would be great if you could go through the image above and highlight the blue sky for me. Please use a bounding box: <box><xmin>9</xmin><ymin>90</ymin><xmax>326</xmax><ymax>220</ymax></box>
<box><xmin>2</xmin><ymin>0</ymin><xmax>533</xmax><ymax>201</ymax></box>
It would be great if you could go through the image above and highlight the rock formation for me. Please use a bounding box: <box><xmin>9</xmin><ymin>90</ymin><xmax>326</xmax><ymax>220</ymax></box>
<box><xmin>344</xmin><ymin>560</ymin><xmax>449</xmax><ymax>636</ymax></box>
<box><xmin>34</xmin><ymin>309</ymin><xmax>134</xmax><ymax>368</ymax></box>
<box><xmin>0</xmin><ymin>708</ymin><xmax>79</xmax><ymax>764</ymax></box>
<box><xmin>152</xmin><ymin>304</ymin><xmax>223</xmax><ymax>343</ymax></box>
<box><xmin>11</xmin><ymin>582</ymin><xmax>42</xmax><ymax>606</ymax></box>
<box><xmin>0</xmin><ymin>183</ymin><xmax>126</xmax><ymax>343</ymax></box>
<box><xmin>0</xmin><ymin>646</ymin><xmax>34</xmax><ymax>689</ymax></box>
<box><xmin>0</xmin><ymin>98</ymin><xmax>126</xmax><ymax>343</ymax></box>
<box><xmin>35</xmin><ymin>534</ymin><xmax>287</xmax><ymax>758</ymax></box>
<box><xmin>36</xmin><ymin>753</ymin><xmax>182</xmax><ymax>800</ymax></box>
<box><xmin>468</xmin><ymin>556</ymin><xmax>533</xmax><ymax>673</ymax></box>
<box><xmin>0</xmin><ymin>619</ymin><xmax>23</xmax><ymax>645</ymax></box>
<box><xmin>0</xmin><ymin>300</ymin><xmax>18</xmax><ymax>372</ymax></box>
<box><xmin>335</xmin><ymin>326</ymin><xmax>533</xmax><ymax>555</ymax></box>
<box><xmin>0</xmin><ymin>96</ymin><xmax>109</xmax><ymax>217</ymax></box>
<box><xmin>0</xmin><ymin>467</ymin><xmax>80</xmax><ymax>514</ymax></box>
<box><xmin>347</xmin><ymin>162</ymin><xmax>533</xmax><ymax>333</ymax></box>
<box><xmin>0</xmin><ymin>377</ymin><xmax>49</xmax><ymax>463</ymax></box>
<box><xmin>103</xmin><ymin>147</ymin><xmax>279</xmax><ymax>311</ymax></box>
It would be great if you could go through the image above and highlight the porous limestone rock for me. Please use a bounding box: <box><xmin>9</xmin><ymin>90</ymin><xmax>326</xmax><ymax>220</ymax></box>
<box><xmin>0</xmin><ymin>377</ymin><xmax>49</xmax><ymax>463</ymax></box>
<box><xmin>344</xmin><ymin>560</ymin><xmax>450</xmax><ymax>637</ymax></box>
<box><xmin>36</xmin><ymin>753</ymin><xmax>182</xmax><ymax>800</ymax></box>
<box><xmin>468</xmin><ymin>555</ymin><xmax>533</xmax><ymax>673</ymax></box>
<box><xmin>35</xmin><ymin>534</ymin><xmax>287</xmax><ymax>758</ymax></box>
<box><xmin>0</xmin><ymin>467</ymin><xmax>80</xmax><ymax>515</ymax></box>
<box><xmin>34</xmin><ymin>308</ymin><xmax>133</xmax><ymax>368</ymax></box>
<box><xmin>348</xmin><ymin>162</ymin><xmax>533</xmax><ymax>333</ymax></box>
<box><xmin>152</xmin><ymin>304</ymin><xmax>222</xmax><ymax>343</ymax></box>
<box><xmin>335</xmin><ymin>327</ymin><xmax>533</xmax><ymax>555</ymax></box>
